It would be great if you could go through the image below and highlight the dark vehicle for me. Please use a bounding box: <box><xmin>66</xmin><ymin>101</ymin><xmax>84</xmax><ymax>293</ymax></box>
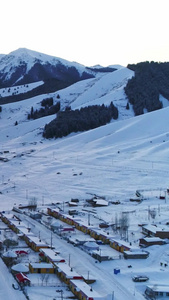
<box><xmin>132</xmin><ymin>275</ymin><xmax>149</xmax><ymax>282</ymax></box>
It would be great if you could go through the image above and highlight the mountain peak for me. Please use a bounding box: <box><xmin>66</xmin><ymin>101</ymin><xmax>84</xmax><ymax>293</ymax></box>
<box><xmin>8</xmin><ymin>48</ymin><xmax>53</xmax><ymax>62</ymax></box>
<box><xmin>0</xmin><ymin>48</ymin><xmax>115</xmax><ymax>88</ymax></box>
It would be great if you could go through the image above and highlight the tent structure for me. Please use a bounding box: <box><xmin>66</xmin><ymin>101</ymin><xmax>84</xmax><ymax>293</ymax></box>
<box><xmin>83</xmin><ymin>241</ymin><xmax>99</xmax><ymax>251</ymax></box>
<box><xmin>2</xmin><ymin>250</ymin><xmax>17</xmax><ymax>258</ymax></box>
<box><xmin>11</xmin><ymin>263</ymin><xmax>29</xmax><ymax>273</ymax></box>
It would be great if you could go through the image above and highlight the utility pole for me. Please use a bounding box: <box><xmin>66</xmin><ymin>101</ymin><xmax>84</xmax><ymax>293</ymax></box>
<box><xmin>88</xmin><ymin>213</ymin><xmax>90</xmax><ymax>226</ymax></box>
<box><xmin>60</xmin><ymin>290</ymin><xmax>63</xmax><ymax>300</ymax></box>
<box><xmin>148</xmin><ymin>206</ymin><xmax>150</xmax><ymax>221</ymax></box>
<box><xmin>51</xmin><ymin>231</ymin><xmax>53</xmax><ymax>248</ymax></box>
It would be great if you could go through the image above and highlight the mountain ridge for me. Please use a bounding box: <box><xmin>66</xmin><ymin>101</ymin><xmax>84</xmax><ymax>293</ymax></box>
<box><xmin>0</xmin><ymin>48</ymin><xmax>117</xmax><ymax>89</ymax></box>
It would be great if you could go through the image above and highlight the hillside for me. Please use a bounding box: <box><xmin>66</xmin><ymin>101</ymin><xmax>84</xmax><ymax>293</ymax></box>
<box><xmin>0</xmin><ymin>65</ymin><xmax>135</xmax><ymax>143</ymax></box>
<box><xmin>1</xmin><ymin>55</ymin><xmax>169</xmax><ymax>300</ymax></box>
<box><xmin>1</xmin><ymin>89</ymin><xmax>169</xmax><ymax>205</ymax></box>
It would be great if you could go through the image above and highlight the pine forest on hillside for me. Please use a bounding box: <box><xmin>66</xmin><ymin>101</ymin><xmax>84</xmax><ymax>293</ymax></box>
<box><xmin>125</xmin><ymin>61</ymin><xmax>169</xmax><ymax>115</ymax></box>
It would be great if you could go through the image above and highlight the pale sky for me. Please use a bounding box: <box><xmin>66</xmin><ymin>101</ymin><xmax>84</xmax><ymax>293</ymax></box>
<box><xmin>1</xmin><ymin>0</ymin><xmax>169</xmax><ymax>67</ymax></box>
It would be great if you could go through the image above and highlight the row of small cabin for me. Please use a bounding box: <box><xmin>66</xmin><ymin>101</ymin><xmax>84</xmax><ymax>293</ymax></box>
<box><xmin>48</xmin><ymin>208</ymin><xmax>169</xmax><ymax>249</ymax></box>
<box><xmin>1</xmin><ymin>213</ymin><xmax>49</xmax><ymax>252</ymax></box>
<box><xmin>47</xmin><ymin>207</ymin><xmax>132</xmax><ymax>253</ymax></box>
<box><xmin>30</xmin><ymin>250</ymin><xmax>108</xmax><ymax>300</ymax></box>
<box><xmin>48</xmin><ymin>208</ymin><xmax>163</xmax><ymax>254</ymax></box>
<box><xmin>0</xmin><ymin>212</ymin><xmax>107</xmax><ymax>300</ymax></box>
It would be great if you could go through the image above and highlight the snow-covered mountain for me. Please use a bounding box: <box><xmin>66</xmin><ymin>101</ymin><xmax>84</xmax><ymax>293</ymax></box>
<box><xmin>1</xmin><ymin>50</ymin><xmax>169</xmax><ymax>300</ymax></box>
<box><xmin>0</xmin><ymin>48</ymin><xmax>116</xmax><ymax>88</ymax></box>
<box><xmin>1</xmin><ymin>48</ymin><xmax>169</xmax><ymax>202</ymax></box>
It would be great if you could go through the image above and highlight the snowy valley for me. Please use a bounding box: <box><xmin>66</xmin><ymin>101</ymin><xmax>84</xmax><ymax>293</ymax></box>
<box><xmin>1</xmin><ymin>49</ymin><xmax>169</xmax><ymax>300</ymax></box>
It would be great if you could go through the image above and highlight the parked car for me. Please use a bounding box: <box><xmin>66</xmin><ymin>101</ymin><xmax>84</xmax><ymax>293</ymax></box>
<box><xmin>132</xmin><ymin>275</ymin><xmax>149</xmax><ymax>282</ymax></box>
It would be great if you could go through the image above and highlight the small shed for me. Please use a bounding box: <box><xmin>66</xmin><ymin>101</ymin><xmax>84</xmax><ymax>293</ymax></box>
<box><xmin>92</xmin><ymin>251</ymin><xmax>110</xmax><ymax>262</ymax></box>
<box><xmin>68</xmin><ymin>202</ymin><xmax>78</xmax><ymax>207</ymax></box>
<box><xmin>92</xmin><ymin>199</ymin><xmax>109</xmax><ymax>207</ymax></box>
<box><xmin>123</xmin><ymin>250</ymin><xmax>149</xmax><ymax>259</ymax></box>
<box><xmin>139</xmin><ymin>237</ymin><xmax>165</xmax><ymax>247</ymax></box>
<box><xmin>29</xmin><ymin>211</ymin><xmax>41</xmax><ymax>220</ymax></box>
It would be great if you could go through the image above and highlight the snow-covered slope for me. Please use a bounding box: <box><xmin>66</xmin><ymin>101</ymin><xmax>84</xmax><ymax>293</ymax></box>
<box><xmin>70</xmin><ymin>67</ymin><xmax>134</xmax><ymax>119</ymax></box>
<box><xmin>1</xmin><ymin>88</ymin><xmax>169</xmax><ymax>207</ymax></box>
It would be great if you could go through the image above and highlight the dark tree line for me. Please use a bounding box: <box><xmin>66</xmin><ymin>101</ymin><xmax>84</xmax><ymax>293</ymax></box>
<box><xmin>43</xmin><ymin>102</ymin><xmax>118</xmax><ymax>139</ymax></box>
<box><xmin>0</xmin><ymin>78</ymin><xmax>72</xmax><ymax>105</ymax></box>
<box><xmin>28</xmin><ymin>98</ymin><xmax>60</xmax><ymax>120</ymax></box>
<box><xmin>125</xmin><ymin>61</ymin><xmax>169</xmax><ymax>115</ymax></box>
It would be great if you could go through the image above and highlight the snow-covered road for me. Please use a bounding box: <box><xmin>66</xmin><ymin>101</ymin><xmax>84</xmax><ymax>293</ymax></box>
<box><xmin>0</xmin><ymin>258</ymin><xmax>26</xmax><ymax>300</ymax></box>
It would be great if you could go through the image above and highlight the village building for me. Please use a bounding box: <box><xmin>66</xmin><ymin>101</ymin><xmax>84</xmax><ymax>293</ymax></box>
<box><xmin>55</xmin><ymin>263</ymin><xmax>83</xmax><ymax>284</ymax></box>
<box><xmin>25</xmin><ymin>235</ymin><xmax>49</xmax><ymax>252</ymax></box>
<box><xmin>90</xmin><ymin>198</ymin><xmax>109</xmax><ymax>207</ymax></box>
<box><xmin>39</xmin><ymin>248</ymin><xmax>65</xmax><ymax>264</ymax></box>
<box><xmin>0</xmin><ymin>213</ymin><xmax>15</xmax><ymax>225</ymax></box>
<box><xmin>70</xmin><ymin>236</ymin><xmax>95</xmax><ymax>246</ymax></box>
<box><xmin>145</xmin><ymin>285</ymin><xmax>169</xmax><ymax>298</ymax></box>
<box><xmin>139</xmin><ymin>236</ymin><xmax>165</xmax><ymax>247</ymax></box>
<box><xmin>109</xmin><ymin>238</ymin><xmax>131</xmax><ymax>253</ymax></box>
<box><xmin>92</xmin><ymin>250</ymin><xmax>112</xmax><ymax>262</ymax></box>
<box><xmin>142</xmin><ymin>224</ymin><xmax>169</xmax><ymax>239</ymax></box>
<box><xmin>29</xmin><ymin>262</ymin><xmax>54</xmax><ymax>274</ymax></box>
<box><xmin>69</xmin><ymin>279</ymin><xmax>107</xmax><ymax>300</ymax></box>
<box><xmin>29</xmin><ymin>211</ymin><xmax>41</xmax><ymax>220</ymax></box>
<box><xmin>7</xmin><ymin>219</ymin><xmax>27</xmax><ymax>234</ymax></box>
<box><xmin>18</xmin><ymin>227</ymin><xmax>35</xmax><ymax>240</ymax></box>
